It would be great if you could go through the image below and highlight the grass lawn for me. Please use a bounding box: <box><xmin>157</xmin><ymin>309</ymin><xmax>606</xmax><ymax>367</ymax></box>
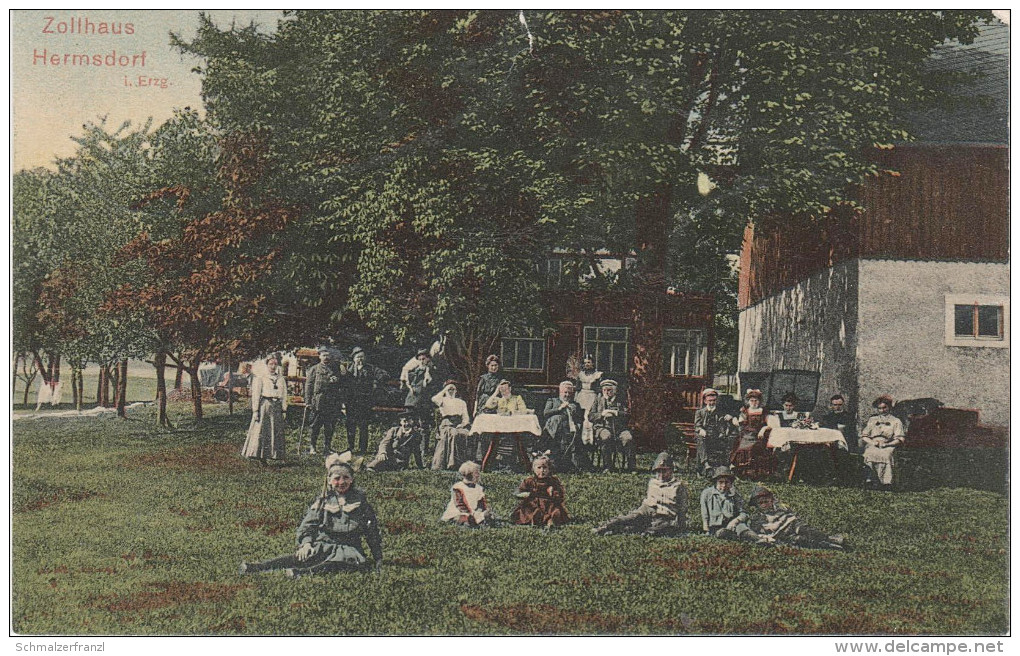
<box><xmin>13</xmin><ymin>375</ymin><xmax>157</xmax><ymax>414</ymax></box>
<box><xmin>11</xmin><ymin>403</ymin><xmax>1008</xmax><ymax>635</ymax></box>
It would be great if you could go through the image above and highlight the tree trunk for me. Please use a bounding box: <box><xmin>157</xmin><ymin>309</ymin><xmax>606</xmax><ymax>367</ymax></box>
<box><xmin>111</xmin><ymin>363</ymin><xmax>121</xmax><ymax>408</ymax></box>
<box><xmin>32</xmin><ymin>350</ymin><xmax>51</xmax><ymax>385</ymax></box>
<box><xmin>174</xmin><ymin>361</ymin><xmax>184</xmax><ymax>390</ymax></box>
<box><xmin>154</xmin><ymin>351</ymin><xmax>171</xmax><ymax>428</ymax></box>
<box><xmin>11</xmin><ymin>352</ymin><xmax>19</xmax><ymax>402</ymax></box>
<box><xmin>187</xmin><ymin>361</ymin><xmax>203</xmax><ymax>420</ymax></box>
<box><xmin>96</xmin><ymin>366</ymin><xmax>106</xmax><ymax>407</ymax></box>
<box><xmin>49</xmin><ymin>352</ymin><xmax>61</xmax><ymax>384</ymax></box>
<box><xmin>116</xmin><ymin>359</ymin><xmax>128</xmax><ymax>418</ymax></box>
<box><xmin>226</xmin><ymin>354</ymin><xmax>234</xmax><ymax>415</ymax></box>
<box><xmin>71</xmin><ymin>368</ymin><xmax>80</xmax><ymax>410</ymax></box>
<box><xmin>75</xmin><ymin>368</ymin><xmax>84</xmax><ymax>411</ymax></box>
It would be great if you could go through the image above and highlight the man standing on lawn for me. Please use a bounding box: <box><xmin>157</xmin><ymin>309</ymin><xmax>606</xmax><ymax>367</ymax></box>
<box><xmin>345</xmin><ymin>346</ymin><xmax>386</xmax><ymax>455</ymax></box>
<box><xmin>304</xmin><ymin>347</ymin><xmax>344</xmax><ymax>456</ymax></box>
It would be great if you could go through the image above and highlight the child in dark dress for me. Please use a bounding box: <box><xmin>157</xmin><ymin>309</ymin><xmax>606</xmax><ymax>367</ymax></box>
<box><xmin>511</xmin><ymin>456</ymin><xmax>569</xmax><ymax>527</ymax></box>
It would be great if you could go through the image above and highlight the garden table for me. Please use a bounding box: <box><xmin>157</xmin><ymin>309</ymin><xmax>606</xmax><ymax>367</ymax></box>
<box><xmin>470</xmin><ymin>413</ymin><xmax>542</xmax><ymax>471</ymax></box>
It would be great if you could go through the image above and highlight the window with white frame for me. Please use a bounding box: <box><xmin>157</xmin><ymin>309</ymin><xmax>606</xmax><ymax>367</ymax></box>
<box><xmin>584</xmin><ymin>325</ymin><xmax>630</xmax><ymax>375</ymax></box>
<box><xmin>501</xmin><ymin>337</ymin><xmax>546</xmax><ymax>371</ymax></box>
<box><xmin>663</xmin><ymin>328</ymin><xmax>708</xmax><ymax>377</ymax></box>
<box><xmin>944</xmin><ymin>294</ymin><xmax>1009</xmax><ymax>348</ymax></box>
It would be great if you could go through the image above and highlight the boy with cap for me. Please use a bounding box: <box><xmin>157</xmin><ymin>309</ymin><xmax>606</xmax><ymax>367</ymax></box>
<box><xmin>592</xmin><ymin>452</ymin><xmax>688</xmax><ymax>536</ymax></box>
<box><xmin>699</xmin><ymin>466</ymin><xmax>761</xmax><ymax>542</ymax></box>
<box><xmin>366</xmin><ymin>410</ymin><xmax>424</xmax><ymax>471</ymax></box>
<box><xmin>748</xmin><ymin>485</ymin><xmax>846</xmax><ymax>550</ymax></box>
<box><xmin>345</xmin><ymin>346</ymin><xmax>388</xmax><ymax>455</ymax></box>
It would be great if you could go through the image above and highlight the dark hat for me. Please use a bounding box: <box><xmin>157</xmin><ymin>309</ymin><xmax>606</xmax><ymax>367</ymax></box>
<box><xmin>750</xmin><ymin>484</ymin><xmax>775</xmax><ymax>506</ymax></box>
<box><xmin>398</xmin><ymin>409</ymin><xmax>415</xmax><ymax>419</ymax></box>
<box><xmin>873</xmin><ymin>394</ymin><xmax>894</xmax><ymax>408</ymax></box>
<box><xmin>651</xmin><ymin>452</ymin><xmax>675</xmax><ymax>471</ymax></box>
<box><xmin>710</xmin><ymin>466</ymin><xmax>735</xmax><ymax>481</ymax></box>
<box><xmin>485</xmin><ymin>354</ymin><xmax>500</xmax><ymax>365</ymax></box>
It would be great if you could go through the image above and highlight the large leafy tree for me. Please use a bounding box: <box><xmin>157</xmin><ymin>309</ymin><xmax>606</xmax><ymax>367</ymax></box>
<box><xmin>178</xmin><ymin>10</ymin><xmax>990</xmax><ymax>393</ymax></box>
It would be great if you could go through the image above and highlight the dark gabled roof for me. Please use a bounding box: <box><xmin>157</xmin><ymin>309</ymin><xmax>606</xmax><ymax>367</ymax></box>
<box><xmin>906</xmin><ymin>19</ymin><xmax>1009</xmax><ymax>144</ymax></box>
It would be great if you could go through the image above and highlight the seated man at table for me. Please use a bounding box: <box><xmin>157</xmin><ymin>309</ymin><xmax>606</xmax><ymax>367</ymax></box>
<box><xmin>816</xmin><ymin>393</ymin><xmax>858</xmax><ymax>451</ymax></box>
<box><xmin>540</xmin><ymin>381</ymin><xmax>590</xmax><ymax>473</ymax></box>
<box><xmin>481</xmin><ymin>379</ymin><xmax>532</xmax><ymax>471</ymax></box>
<box><xmin>587</xmin><ymin>379</ymin><xmax>635</xmax><ymax>472</ymax></box>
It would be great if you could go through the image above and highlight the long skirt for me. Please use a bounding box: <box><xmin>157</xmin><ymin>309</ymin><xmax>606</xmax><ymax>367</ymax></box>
<box><xmin>431</xmin><ymin>419</ymin><xmax>473</xmax><ymax>470</ymax></box>
<box><xmin>241</xmin><ymin>398</ymin><xmax>286</xmax><ymax>460</ymax></box>
<box><xmin>863</xmin><ymin>445</ymin><xmax>897</xmax><ymax>484</ymax></box>
<box><xmin>576</xmin><ymin>389</ymin><xmax>598</xmax><ymax>445</ymax></box>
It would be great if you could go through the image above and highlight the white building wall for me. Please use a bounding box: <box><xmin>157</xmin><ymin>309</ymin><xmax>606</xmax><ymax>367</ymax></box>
<box><xmin>856</xmin><ymin>259</ymin><xmax>1009</xmax><ymax>428</ymax></box>
<box><xmin>737</xmin><ymin>260</ymin><xmax>860</xmax><ymax>411</ymax></box>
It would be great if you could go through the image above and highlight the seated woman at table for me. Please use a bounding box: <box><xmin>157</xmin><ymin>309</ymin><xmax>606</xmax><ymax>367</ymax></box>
<box><xmin>511</xmin><ymin>456</ymin><xmax>569</xmax><ymax>527</ymax></box>
<box><xmin>480</xmin><ymin>379</ymin><xmax>532</xmax><ymax>471</ymax></box>
<box><xmin>860</xmin><ymin>394</ymin><xmax>905</xmax><ymax>489</ymax></box>
<box><xmin>483</xmin><ymin>379</ymin><xmax>528</xmax><ymax>415</ymax></box>
<box><xmin>430</xmin><ymin>380</ymin><xmax>473</xmax><ymax>471</ymax></box>
<box><xmin>730</xmin><ymin>389</ymin><xmax>773</xmax><ymax>478</ymax></box>
<box><xmin>775</xmin><ymin>393</ymin><xmax>804</xmax><ymax>427</ymax></box>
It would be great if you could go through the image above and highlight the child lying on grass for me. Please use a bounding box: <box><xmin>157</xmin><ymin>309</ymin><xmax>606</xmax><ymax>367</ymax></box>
<box><xmin>748</xmin><ymin>485</ymin><xmax>847</xmax><ymax>550</ymax></box>
<box><xmin>511</xmin><ymin>455</ymin><xmax>569</xmax><ymax>527</ymax></box>
<box><xmin>592</xmin><ymin>452</ymin><xmax>687</xmax><ymax>536</ymax></box>
<box><xmin>440</xmin><ymin>460</ymin><xmax>495</xmax><ymax>527</ymax></box>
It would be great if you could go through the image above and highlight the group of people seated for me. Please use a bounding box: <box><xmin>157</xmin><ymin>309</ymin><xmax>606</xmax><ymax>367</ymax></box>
<box><xmin>364</xmin><ymin>352</ymin><xmax>636</xmax><ymax>476</ymax></box>
<box><xmin>695</xmin><ymin>387</ymin><xmax>906</xmax><ymax>489</ymax></box>
<box><xmin>239</xmin><ymin>448</ymin><xmax>847</xmax><ymax>580</ymax></box>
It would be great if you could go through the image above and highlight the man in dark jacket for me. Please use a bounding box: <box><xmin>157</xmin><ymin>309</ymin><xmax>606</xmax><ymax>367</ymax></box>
<box><xmin>344</xmin><ymin>346</ymin><xmax>388</xmax><ymax>455</ymax></box>
<box><xmin>587</xmin><ymin>380</ymin><xmax>635</xmax><ymax>471</ymax></box>
<box><xmin>541</xmin><ymin>380</ymin><xmax>590</xmax><ymax>473</ymax></box>
<box><xmin>304</xmin><ymin>347</ymin><xmax>344</xmax><ymax>455</ymax></box>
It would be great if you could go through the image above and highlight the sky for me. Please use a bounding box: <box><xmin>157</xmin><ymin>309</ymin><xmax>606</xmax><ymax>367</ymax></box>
<box><xmin>11</xmin><ymin>9</ymin><xmax>283</xmax><ymax>171</ymax></box>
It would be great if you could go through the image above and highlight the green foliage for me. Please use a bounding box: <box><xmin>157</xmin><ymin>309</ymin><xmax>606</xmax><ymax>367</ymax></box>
<box><xmin>11</xmin><ymin>406</ymin><xmax>1008</xmax><ymax>635</ymax></box>
<box><xmin>175</xmin><ymin>9</ymin><xmax>992</xmax><ymax>369</ymax></box>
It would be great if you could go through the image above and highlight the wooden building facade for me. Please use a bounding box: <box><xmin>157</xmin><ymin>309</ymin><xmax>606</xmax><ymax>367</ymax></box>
<box><xmin>501</xmin><ymin>287</ymin><xmax>714</xmax><ymax>451</ymax></box>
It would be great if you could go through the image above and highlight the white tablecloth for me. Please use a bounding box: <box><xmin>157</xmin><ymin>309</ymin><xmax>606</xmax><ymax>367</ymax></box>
<box><xmin>767</xmin><ymin>426</ymin><xmax>847</xmax><ymax>450</ymax></box>
<box><xmin>469</xmin><ymin>413</ymin><xmax>542</xmax><ymax>436</ymax></box>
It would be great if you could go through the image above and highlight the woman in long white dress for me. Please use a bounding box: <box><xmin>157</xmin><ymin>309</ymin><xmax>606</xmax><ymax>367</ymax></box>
<box><xmin>241</xmin><ymin>356</ymin><xmax>289</xmax><ymax>462</ymax></box>
<box><xmin>574</xmin><ymin>355</ymin><xmax>603</xmax><ymax>445</ymax></box>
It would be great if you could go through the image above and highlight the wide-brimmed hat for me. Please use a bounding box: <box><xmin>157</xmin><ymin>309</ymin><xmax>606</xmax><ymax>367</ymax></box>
<box><xmin>873</xmin><ymin>394</ymin><xmax>894</xmax><ymax>408</ymax></box>
<box><xmin>711</xmin><ymin>466</ymin><xmax>735</xmax><ymax>481</ymax></box>
<box><xmin>600</xmin><ymin>379</ymin><xmax>618</xmax><ymax>389</ymax></box>
<box><xmin>651</xmin><ymin>452</ymin><xmax>675</xmax><ymax>471</ymax></box>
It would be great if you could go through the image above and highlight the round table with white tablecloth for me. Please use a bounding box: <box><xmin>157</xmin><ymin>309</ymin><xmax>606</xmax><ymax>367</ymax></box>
<box><xmin>470</xmin><ymin>413</ymin><xmax>542</xmax><ymax>471</ymax></box>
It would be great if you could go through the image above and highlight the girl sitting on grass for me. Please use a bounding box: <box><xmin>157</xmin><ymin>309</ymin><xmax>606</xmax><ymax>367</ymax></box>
<box><xmin>238</xmin><ymin>452</ymin><xmax>382</xmax><ymax>579</ymax></box>
<box><xmin>511</xmin><ymin>455</ymin><xmax>569</xmax><ymax>527</ymax></box>
<box><xmin>440</xmin><ymin>460</ymin><xmax>495</xmax><ymax>527</ymax></box>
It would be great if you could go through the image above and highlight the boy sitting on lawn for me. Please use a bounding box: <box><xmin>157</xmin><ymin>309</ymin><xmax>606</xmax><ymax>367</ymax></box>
<box><xmin>748</xmin><ymin>485</ymin><xmax>847</xmax><ymax>550</ymax></box>
<box><xmin>699</xmin><ymin>466</ymin><xmax>762</xmax><ymax>543</ymax></box>
<box><xmin>592</xmin><ymin>452</ymin><xmax>687</xmax><ymax>536</ymax></box>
